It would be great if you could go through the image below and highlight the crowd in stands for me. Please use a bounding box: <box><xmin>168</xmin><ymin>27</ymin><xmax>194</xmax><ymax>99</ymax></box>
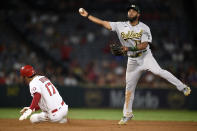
<box><xmin>0</xmin><ymin>0</ymin><xmax>196</xmax><ymax>88</ymax></box>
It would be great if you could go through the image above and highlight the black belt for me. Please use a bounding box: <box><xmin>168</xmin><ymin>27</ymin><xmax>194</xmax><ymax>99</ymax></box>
<box><xmin>128</xmin><ymin>50</ymin><xmax>147</xmax><ymax>58</ymax></box>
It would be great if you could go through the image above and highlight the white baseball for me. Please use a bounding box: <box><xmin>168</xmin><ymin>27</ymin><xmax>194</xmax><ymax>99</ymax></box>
<box><xmin>79</xmin><ymin>8</ymin><xmax>84</xmax><ymax>13</ymax></box>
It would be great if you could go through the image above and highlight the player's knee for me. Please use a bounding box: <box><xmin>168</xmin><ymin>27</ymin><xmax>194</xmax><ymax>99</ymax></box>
<box><xmin>30</xmin><ymin>114</ymin><xmax>39</xmax><ymax>123</ymax></box>
<box><xmin>49</xmin><ymin>114</ymin><xmax>62</xmax><ymax>122</ymax></box>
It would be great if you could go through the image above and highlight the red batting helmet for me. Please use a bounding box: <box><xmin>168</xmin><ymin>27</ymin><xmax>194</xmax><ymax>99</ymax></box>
<box><xmin>20</xmin><ymin>65</ymin><xmax>35</xmax><ymax>77</ymax></box>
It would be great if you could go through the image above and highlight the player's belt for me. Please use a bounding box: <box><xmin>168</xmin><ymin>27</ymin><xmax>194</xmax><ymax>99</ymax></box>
<box><xmin>128</xmin><ymin>50</ymin><xmax>147</xmax><ymax>58</ymax></box>
<box><xmin>51</xmin><ymin>101</ymin><xmax>65</xmax><ymax>113</ymax></box>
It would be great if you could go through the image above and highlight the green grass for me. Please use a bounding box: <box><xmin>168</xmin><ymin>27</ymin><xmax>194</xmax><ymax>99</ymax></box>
<box><xmin>0</xmin><ymin>108</ymin><xmax>197</xmax><ymax>122</ymax></box>
<box><xmin>0</xmin><ymin>108</ymin><xmax>21</xmax><ymax>118</ymax></box>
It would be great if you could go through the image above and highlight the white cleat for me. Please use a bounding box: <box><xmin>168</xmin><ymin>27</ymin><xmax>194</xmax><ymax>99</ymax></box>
<box><xmin>182</xmin><ymin>86</ymin><xmax>191</xmax><ymax>96</ymax></box>
<box><xmin>118</xmin><ymin>114</ymin><xmax>134</xmax><ymax>125</ymax></box>
<box><xmin>59</xmin><ymin>118</ymin><xmax>67</xmax><ymax>124</ymax></box>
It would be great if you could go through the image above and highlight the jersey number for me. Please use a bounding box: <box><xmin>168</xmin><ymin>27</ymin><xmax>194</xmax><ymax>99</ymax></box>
<box><xmin>45</xmin><ymin>82</ymin><xmax>56</xmax><ymax>96</ymax></box>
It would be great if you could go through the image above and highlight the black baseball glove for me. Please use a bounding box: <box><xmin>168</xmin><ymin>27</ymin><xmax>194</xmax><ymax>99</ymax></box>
<box><xmin>110</xmin><ymin>43</ymin><xmax>127</xmax><ymax>56</ymax></box>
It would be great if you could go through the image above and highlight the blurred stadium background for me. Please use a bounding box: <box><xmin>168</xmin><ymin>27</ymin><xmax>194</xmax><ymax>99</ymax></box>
<box><xmin>0</xmin><ymin>0</ymin><xmax>197</xmax><ymax>120</ymax></box>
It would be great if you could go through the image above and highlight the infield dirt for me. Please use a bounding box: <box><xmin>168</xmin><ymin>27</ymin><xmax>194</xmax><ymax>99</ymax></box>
<box><xmin>0</xmin><ymin>119</ymin><xmax>197</xmax><ymax>131</ymax></box>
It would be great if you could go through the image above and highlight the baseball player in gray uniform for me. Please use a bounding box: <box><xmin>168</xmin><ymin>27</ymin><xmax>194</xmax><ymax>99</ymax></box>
<box><xmin>79</xmin><ymin>4</ymin><xmax>191</xmax><ymax>125</ymax></box>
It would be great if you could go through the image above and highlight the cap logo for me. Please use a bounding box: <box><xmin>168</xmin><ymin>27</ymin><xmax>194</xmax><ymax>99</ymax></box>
<box><xmin>131</xmin><ymin>5</ymin><xmax>135</xmax><ymax>7</ymax></box>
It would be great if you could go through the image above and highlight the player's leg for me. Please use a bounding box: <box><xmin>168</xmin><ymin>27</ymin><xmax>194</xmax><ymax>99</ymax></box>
<box><xmin>30</xmin><ymin>112</ymin><xmax>49</xmax><ymax>123</ymax></box>
<box><xmin>119</xmin><ymin>59</ymin><xmax>142</xmax><ymax>124</ymax></box>
<box><xmin>144</xmin><ymin>50</ymin><xmax>191</xmax><ymax>95</ymax></box>
<box><xmin>56</xmin><ymin>104</ymin><xmax>68</xmax><ymax>124</ymax></box>
<box><xmin>49</xmin><ymin>104</ymin><xmax>68</xmax><ymax>123</ymax></box>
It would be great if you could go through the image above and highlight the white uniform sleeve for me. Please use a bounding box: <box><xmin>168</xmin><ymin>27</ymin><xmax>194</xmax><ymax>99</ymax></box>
<box><xmin>29</xmin><ymin>82</ymin><xmax>41</xmax><ymax>96</ymax></box>
<box><xmin>109</xmin><ymin>22</ymin><xmax>118</xmax><ymax>32</ymax></box>
<box><xmin>141</xmin><ymin>26</ymin><xmax>152</xmax><ymax>43</ymax></box>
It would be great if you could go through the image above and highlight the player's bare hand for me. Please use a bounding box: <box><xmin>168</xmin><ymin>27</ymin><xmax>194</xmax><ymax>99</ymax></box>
<box><xmin>79</xmin><ymin>8</ymin><xmax>89</xmax><ymax>17</ymax></box>
<box><xmin>20</xmin><ymin>107</ymin><xmax>30</xmax><ymax>115</ymax></box>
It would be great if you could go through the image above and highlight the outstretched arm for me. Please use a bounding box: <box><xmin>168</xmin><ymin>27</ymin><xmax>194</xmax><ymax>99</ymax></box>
<box><xmin>79</xmin><ymin>8</ymin><xmax>112</xmax><ymax>30</ymax></box>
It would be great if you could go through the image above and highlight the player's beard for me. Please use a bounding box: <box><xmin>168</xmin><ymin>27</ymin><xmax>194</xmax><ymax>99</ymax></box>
<box><xmin>128</xmin><ymin>15</ymin><xmax>138</xmax><ymax>23</ymax></box>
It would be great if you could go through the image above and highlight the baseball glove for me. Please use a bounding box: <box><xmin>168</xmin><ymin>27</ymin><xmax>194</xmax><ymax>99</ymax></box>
<box><xmin>110</xmin><ymin>43</ymin><xmax>127</xmax><ymax>56</ymax></box>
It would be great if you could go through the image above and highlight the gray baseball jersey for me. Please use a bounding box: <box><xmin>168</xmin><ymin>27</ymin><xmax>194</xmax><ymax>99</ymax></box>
<box><xmin>109</xmin><ymin>21</ymin><xmax>188</xmax><ymax>120</ymax></box>
<box><xmin>109</xmin><ymin>21</ymin><xmax>152</xmax><ymax>56</ymax></box>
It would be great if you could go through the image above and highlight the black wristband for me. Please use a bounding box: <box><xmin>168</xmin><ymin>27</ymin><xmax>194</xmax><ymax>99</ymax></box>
<box><xmin>128</xmin><ymin>46</ymin><xmax>138</xmax><ymax>51</ymax></box>
<box><xmin>86</xmin><ymin>14</ymin><xmax>90</xmax><ymax>18</ymax></box>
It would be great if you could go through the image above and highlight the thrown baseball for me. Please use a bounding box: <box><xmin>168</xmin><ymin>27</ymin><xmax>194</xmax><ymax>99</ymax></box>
<box><xmin>79</xmin><ymin>8</ymin><xmax>84</xmax><ymax>13</ymax></box>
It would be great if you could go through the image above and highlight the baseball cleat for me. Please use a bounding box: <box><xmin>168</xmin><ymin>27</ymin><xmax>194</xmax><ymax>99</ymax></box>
<box><xmin>182</xmin><ymin>86</ymin><xmax>191</xmax><ymax>96</ymax></box>
<box><xmin>59</xmin><ymin>118</ymin><xmax>67</xmax><ymax>123</ymax></box>
<box><xmin>118</xmin><ymin>115</ymin><xmax>134</xmax><ymax>125</ymax></box>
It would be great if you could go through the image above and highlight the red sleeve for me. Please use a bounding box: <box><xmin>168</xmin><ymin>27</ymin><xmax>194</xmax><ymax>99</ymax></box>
<box><xmin>29</xmin><ymin>92</ymin><xmax>41</xmax><ymax>110</ymax></box>
<box><xmin>34</xmin><ymin>105</ymin><xmax>40</xmax><ymax>111</ymax></box>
